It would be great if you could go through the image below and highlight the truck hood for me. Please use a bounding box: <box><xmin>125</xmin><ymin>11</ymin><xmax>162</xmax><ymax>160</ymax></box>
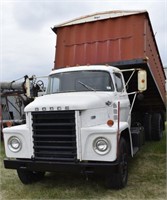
<box><xmin>25</xmin><ymin>92</ymin><xmax>114</xmax><ymax>112</ymax></box>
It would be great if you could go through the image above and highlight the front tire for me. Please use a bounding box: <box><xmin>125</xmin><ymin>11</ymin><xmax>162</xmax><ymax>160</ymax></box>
<box><xmin>17</xmin><ymin>169</ymin><xmax>45</xmax><ymax>184</ymax></box>
<box><xmin>105</xmin><ymin>138</ymin><xmax>128</xmax><ymax>189</ymax></box>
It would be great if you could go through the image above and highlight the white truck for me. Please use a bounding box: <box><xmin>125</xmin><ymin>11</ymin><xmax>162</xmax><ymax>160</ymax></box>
<box><xmin>3</xmin><ymin>65</ymin><xmax>147</xmax><ymax>189</ymax></box>
<box><xmin>3</xmin><ymin>11</ymin><xmax>166</xmax><ymax>189</ymax></box>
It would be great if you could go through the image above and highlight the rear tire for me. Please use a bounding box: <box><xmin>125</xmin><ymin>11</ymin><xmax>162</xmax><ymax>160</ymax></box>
<box><xmin>105</xmin><ymin>138</ymin><xmax>128</xmax><ymax>189</ymax></box>
<box><xmin>151</xmin><ymin>113</ymin><xmax>163</xmax><ymax>141</ymax></box>
<box><xmin>17</xmin><ymin>169</ymin><xmax>45</xmax><ymax>184</ymax></box>
<box><xmin>144</xmin><ymin>113</ymin><xmax>152</xmax><ymax>141</ymax></box>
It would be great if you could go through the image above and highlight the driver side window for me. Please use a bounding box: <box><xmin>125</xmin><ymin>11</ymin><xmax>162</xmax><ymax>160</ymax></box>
<box><xmin>114</xmin><ymin>73</ymin><xmax>124</xmax><ymax>92</ymax></box>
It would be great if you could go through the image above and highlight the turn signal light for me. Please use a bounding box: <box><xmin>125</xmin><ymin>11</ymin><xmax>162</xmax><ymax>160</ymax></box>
<box><xmin>107</xmin><ymin>120</ymin><xmax>114</xmax><ymax>127</ymax></box>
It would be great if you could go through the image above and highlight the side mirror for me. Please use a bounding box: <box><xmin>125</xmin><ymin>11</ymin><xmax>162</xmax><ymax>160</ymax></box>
<box><xmin>138</xmin><ymin>70</ymin><xmax>147</xmax><ymax>92</ymax></box>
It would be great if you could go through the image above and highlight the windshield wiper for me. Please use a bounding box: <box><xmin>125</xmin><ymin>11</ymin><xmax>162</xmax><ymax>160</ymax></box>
<box><xmin>78</xmin><ymin>81</ymin><xmax>96</xmax><ymax>91</ymax></box>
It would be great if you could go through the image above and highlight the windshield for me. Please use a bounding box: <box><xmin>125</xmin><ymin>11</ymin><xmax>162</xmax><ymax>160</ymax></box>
<box><xmin>47</xmin><ymin>70</ymin><xmax>114</xmax><ymax>94</ymax></box>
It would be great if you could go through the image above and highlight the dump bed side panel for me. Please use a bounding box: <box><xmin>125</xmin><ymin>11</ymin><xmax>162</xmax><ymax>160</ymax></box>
<box><xmin>54</xmin><ymin>13</ymin><xmax>166</xmax><ymax>109</ymax></box>
<box><xmin>145</xmin><ymin>18</ymin><xmax>166</xmax><ymax>106</ymax></box>
<box><xmin>55</xmin><ymin>15</ymin><xmax>145</xmax><ymax>67</ymax></box>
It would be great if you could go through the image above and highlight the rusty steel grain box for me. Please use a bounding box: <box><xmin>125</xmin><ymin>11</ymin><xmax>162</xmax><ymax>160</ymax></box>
<box><xmin>52</xmin><ymin>10</ymin><xmax>166</xmax><ymax>111</ymax></box>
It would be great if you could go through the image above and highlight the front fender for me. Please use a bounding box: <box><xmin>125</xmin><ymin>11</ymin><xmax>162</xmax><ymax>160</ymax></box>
<box><xmin>117</xmin><ymin>121</ymin><xmax>130</xmax><ymax>134</ymax></box>
<box><xmin>80</xmin><ymin>122</ymin><xmax>129</xmax><ymax>162</ymax></box>
<box><xmin>3</xmin><ymin>125</ymin><xmax>33</xmax><ymax>159</ymax></box>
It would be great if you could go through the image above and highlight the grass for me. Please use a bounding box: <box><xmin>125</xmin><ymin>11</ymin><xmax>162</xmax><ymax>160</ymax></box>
<box><xmin>0</xmin><ymin>126</ymin><xmax>166</xmax><ymax>200</ymax></box>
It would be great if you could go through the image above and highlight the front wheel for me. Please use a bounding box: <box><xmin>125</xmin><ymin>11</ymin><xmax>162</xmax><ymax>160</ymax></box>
<box><xmin>105</xmin><ymin>138</ymin><xmax>128</xmax><ymax>189</ymax></box>
<box><xmin>17</xmin><ymin>169</ymin><xmax>45</xmax><ymax>184</ymax></box>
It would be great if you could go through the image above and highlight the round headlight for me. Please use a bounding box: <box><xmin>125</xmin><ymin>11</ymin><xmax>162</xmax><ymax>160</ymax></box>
<box><xmin>8</xmin><ymin>136</ymin><xmax>22</xmax><ymax>152</ymax></box>
<box><xmin>93</xmin><ymin>137</ymin><xmax>111</xmax><ymax>155</ymax></box>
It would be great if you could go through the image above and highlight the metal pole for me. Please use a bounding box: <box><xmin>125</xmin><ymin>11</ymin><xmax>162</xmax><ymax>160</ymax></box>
<box><xmin>0</xmin><ymin>82</ymin><xmax>24</xmax><ymax>91</ymax></box>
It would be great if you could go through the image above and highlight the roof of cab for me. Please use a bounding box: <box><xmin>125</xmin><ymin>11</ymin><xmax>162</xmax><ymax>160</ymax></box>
<box><xmin>49</xmin><ymin>65</ymin><xmax>120</xmax><ymax>76</ymax></box>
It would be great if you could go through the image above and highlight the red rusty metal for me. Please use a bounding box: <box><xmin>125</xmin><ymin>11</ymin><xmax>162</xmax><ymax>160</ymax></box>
<box><xmin>52</xmin><ymin>11</ymin><xmax>166</xmax><ymax>108</ymax></box>
<box><xmin>54</xmin><ymin>14</ymin><xmax>147</xmax><ymax>67</ymax></box>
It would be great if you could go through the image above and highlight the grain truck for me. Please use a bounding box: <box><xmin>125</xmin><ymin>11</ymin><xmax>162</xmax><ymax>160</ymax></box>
<box><xmin>3</xmin><ymin>10</ymin><xmax>166</xmax><ymax>189</ymax></box>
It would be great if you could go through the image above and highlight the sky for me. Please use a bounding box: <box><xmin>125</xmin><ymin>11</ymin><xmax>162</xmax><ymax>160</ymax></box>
<box><xmin>1</xmin><ymin>0</ymin><xmax>167</xmax><ymax>82</ymax></box>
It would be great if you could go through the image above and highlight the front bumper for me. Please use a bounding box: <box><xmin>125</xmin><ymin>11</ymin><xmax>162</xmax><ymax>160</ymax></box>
<box><xmin>4</xmin><ymin>158</ymin><xmax>119</xmax><ymax>174</ymax></box>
